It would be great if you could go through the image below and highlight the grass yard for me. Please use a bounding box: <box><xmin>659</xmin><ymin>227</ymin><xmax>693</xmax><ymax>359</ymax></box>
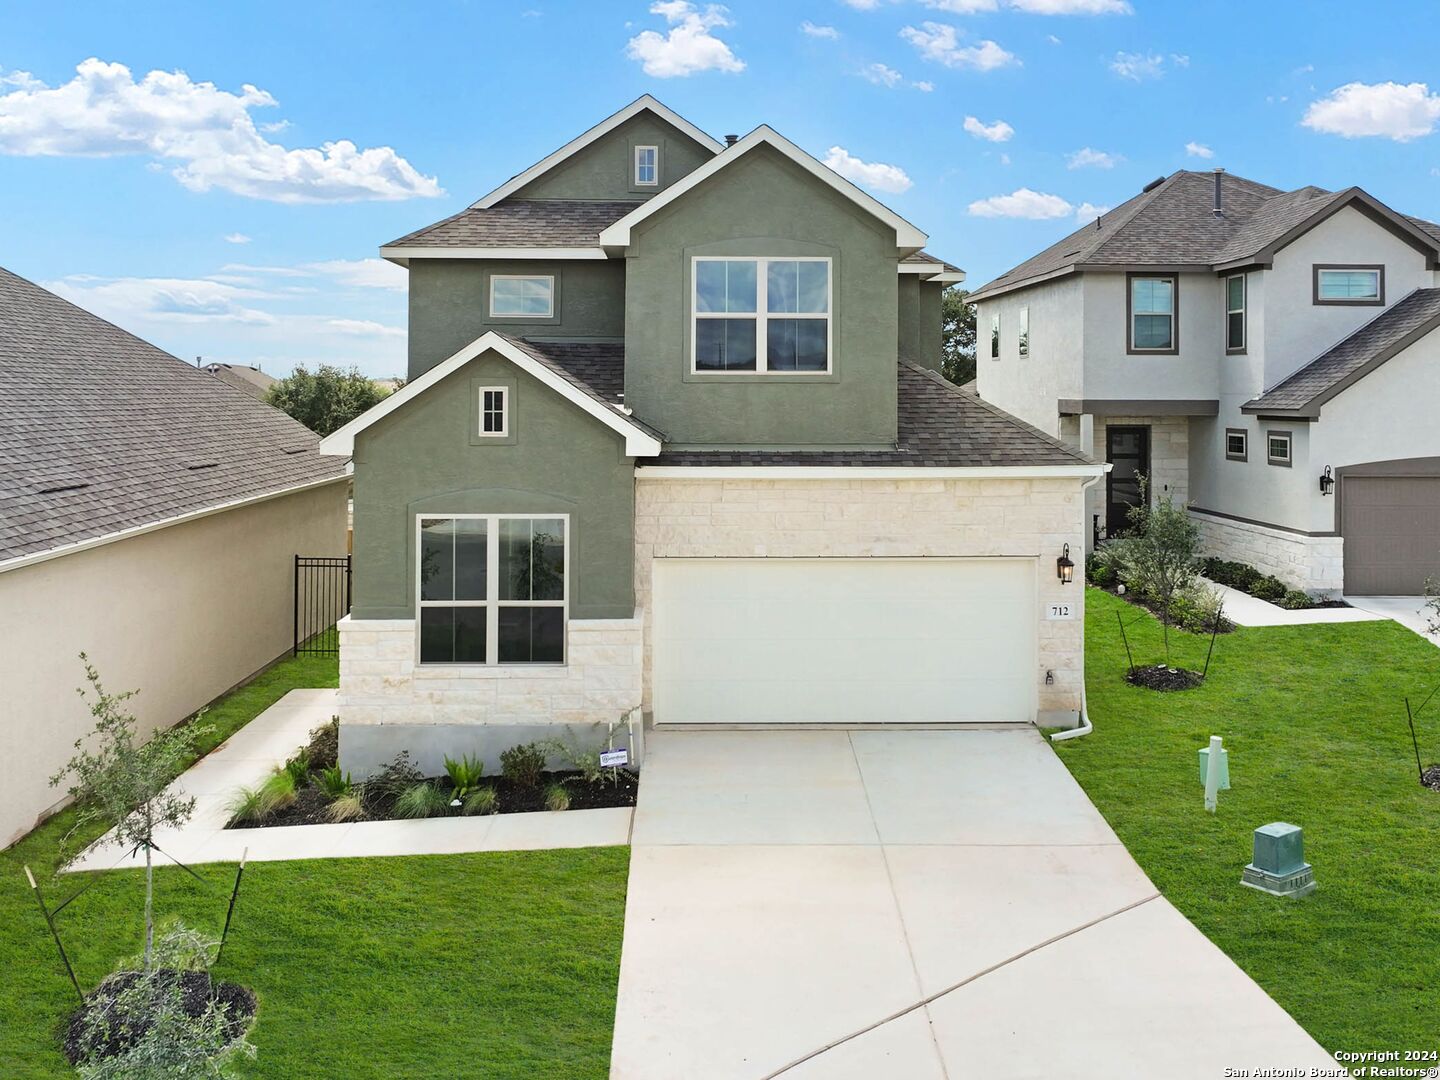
<box><xmin>1</xmin><ymin>651</ymin><xmax>629</xmax><ymax>1078</ymax></box>
<box><xmin>1055</xmin><ymin>589</ymin><xmax>1440</xmax><ymax>1052</ymax></box>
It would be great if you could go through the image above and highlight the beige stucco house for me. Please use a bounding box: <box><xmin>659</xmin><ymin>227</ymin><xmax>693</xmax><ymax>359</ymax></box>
<box><xmin>0</xmin><ymin>267</ymin><xmax>349</xmax><ymax>848</ymax></box>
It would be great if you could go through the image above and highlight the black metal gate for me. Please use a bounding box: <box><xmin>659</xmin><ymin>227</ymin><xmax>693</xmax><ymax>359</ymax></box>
<box><xmin>294</xmin><ymin>555</ymin><xmax>352</xmax><ymax>655</ymax></box>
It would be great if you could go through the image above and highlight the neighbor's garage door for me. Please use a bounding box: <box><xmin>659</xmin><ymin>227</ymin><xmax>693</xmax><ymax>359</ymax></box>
<box><xmin>1342</xmin><ymin>476</ymin><xmax>1440</xmax><ymax>594</ymax></box>
<box><xmin>651</xmin><ymin>558</ymin><xmax>1036</xmax><ymax>725</ymax></box>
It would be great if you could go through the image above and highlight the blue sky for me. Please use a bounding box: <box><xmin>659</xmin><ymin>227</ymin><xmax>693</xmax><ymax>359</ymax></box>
<box><xmin>4</xmin><ymin>0</ymin><xmax>1440</xmax><ymax>377</ymax></box>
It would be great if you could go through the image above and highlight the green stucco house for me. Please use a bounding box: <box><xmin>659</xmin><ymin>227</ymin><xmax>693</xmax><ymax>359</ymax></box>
<box><xmin>320</xmin><ymin>96</ymin><xmax>1103</xmax><ymax>773</ymax></box>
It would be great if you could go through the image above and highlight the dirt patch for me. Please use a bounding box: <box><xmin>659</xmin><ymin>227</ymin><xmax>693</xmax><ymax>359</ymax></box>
<box><xmin>1126</xmin><ymin>664</ymin><xmax>1205</xmax><ymax>692</ymax></box>
<box><xmin>64</xmin><ymin>970</ymin><xmax>255</xmax><ymax>1065</ymax></box>
<box><xmin>1422</xmin><ymin>765</ymin><xmax>1440</xmax><ymax>792</ymax></box>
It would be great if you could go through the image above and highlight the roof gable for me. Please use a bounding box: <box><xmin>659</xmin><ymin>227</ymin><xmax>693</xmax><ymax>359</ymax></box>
<box><xmin>472</xmin><ymin>96</ymin><xmax>723</xmax><ymax>210</ymax></box>
<box><xmin>597</xmin><ymin>126</ymin><xmax>928</xmax><ymax>253</ymax></box>
<box><xmin>317</xmin><ymin>331</ymin><xmax>663</xmax><ymax>458</ymax></box>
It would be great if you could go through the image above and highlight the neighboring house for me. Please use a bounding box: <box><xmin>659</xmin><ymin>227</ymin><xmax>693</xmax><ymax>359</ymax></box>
<box><xmin>0</xmin><ymin>267</ymin><xmax>349</xmax><ymax>847</ymax></box>
<box><xmin>203</xmin><ymin>361</ymin><xmax>278</xmax><ymax>400</ymax></box>
<box><xmin>320</xmin><ymin>96</ymin><xmax>1102</xmax><ymax>775</ymax></box>
<box><xmin>972</xmin><ymin>169</ymin><xmax>1440</xmax><ymax>596</ymax></box>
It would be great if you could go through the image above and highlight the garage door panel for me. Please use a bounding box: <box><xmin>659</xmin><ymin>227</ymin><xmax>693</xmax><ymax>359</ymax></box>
<box><xmin>1342</xmin><ymin>475</ymin><xmax>1440</xmax><ymax>594</ymax></box>
<box><xmin>652</xmin><ymin>558</ymin><xmax>1037</xmax><ymax>725</ymax></box>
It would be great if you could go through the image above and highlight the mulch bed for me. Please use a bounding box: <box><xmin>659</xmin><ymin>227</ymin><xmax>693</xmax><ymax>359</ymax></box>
<box><xmin>1422</xmin><ymin>765</ymin><xmax>1440</xmax><ymax>792</ymax></box>
<box><xmin>1096</xmin><ymin>584</ymin><xmax>1236</xmax><ymax>634</ymax></box>
<box><xmin>64</xmin><ymin>970</ymin><xmax>256</xmax><ymax>1064</ymax></box>
<box><xmin>1126</xmin><ymin>664</ymin><xmax>1205</xmax><ymax>692</ymax></box>
<box><xmin>230</xmin><ymin>770</ymin><xmax>638</xmax><ymax>829</ymax></box>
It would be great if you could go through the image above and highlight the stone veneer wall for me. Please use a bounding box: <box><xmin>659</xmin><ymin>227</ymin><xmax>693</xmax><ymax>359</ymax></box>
<box><xmin>1082</xmin><ymin>415</ymin><xmax>1190</xmax><ymax>543</ymax></box>
<box><xmin>1190</xmin><ymin>511</ymin><xmax>1344</xmax><ymax>596</ymax></box>
<box><xmin>633</xmin><ymin>476</ymin><xmax>1089</xmax><ymax>723</ymax></box>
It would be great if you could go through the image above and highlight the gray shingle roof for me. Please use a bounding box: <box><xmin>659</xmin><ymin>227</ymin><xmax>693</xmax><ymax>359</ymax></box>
<box><xmin>970</xmin><ymin>171</ymin><xmax>1440</xmax><ymax>302</ymax></box>
<box><xmin>1244</xmin><ymin>288</ymin><xmax>1440</xmax><ymax>415</ymax></box>
<box><xmin>0</xmin><ymin>266</ymin><xmax>347</xmax><ymax>565</ymax></box>
<box><xmin>498</xmin><ymin>336</ymin><xmax>664</xmax><ymax>441</ymax></box>
<box><xmin>385</xmin><ymin>200</ymin><xmax>641</xmax><ymax>249</ymax></box>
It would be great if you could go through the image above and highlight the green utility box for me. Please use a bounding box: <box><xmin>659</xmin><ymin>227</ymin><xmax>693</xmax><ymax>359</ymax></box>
<box><xmin>1241</xmin><ymin>822</ymin><xmax>1316</xmax><ymax>898</ymax></box>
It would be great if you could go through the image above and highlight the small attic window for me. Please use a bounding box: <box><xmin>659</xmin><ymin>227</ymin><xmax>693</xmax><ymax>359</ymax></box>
<box><xmin>634</xmin><ymin>145</ymin><xmax>658</xmax><ymax>187</ymax></box>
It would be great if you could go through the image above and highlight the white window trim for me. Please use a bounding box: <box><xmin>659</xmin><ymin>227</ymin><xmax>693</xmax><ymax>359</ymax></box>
<box><xmin>1225</xmin><ymin>273</ymin><xmax>1246</xmax><ymax>351</ymax></box>
<box><xmin>488</xmin><ymin>274</ymin><xmax>555</xmax><ymax>319</ymax></box>
<box><xmin>634</xmin><ymin>144</ymin><xmax>658</xmax><ymax>187</ymax></box>
<box><xmin>1225</xmin><ymin>429</ymin><xmax>1248</xmax><ymax>461</ymax></box>
<box><xmin>690</xmin><ymin>256</ymin><xmax>833</xmax><ymax>375</ymax></box>
<box><xmin>1266</xmin><ymin>431</ymin><xmax>1292</xmax><ymax>466</ymax></box>
<box><xmin>1316</xmin><ymin>267</ymin><xmax>1380</xmax><ymax>302</ymax></box>
<box><xmin>415</xmin><ymin>513</ymin><xmax>569</xmax><ymax>667</ymax></box>
<box><xmin>477</xmin><ymin>386</ymin><xmax>508</xmax><ymax>437</ymax></box>
<box><xmin>1018</xmin><ymin>306</ymin><xmax>1029</xmax><ymax>358</ymax></box>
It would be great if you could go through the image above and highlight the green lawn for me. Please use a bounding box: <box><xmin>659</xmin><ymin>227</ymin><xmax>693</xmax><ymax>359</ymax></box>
<box><xmin>2</xmin><ymin>652</ymin><xmax>629</xmax><ymax>1078</ymax></box>
<box><xmin>1054</xmin><ymin>589</ymin><xmax>1440</xmax><ymax>1051</ymax></box>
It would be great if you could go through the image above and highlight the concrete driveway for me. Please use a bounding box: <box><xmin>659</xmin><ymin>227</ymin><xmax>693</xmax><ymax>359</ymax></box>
<box><xmin>610</xmin><ymin>728</ymin><xmax>1333</xmax><ymax>1079</ymax></box>
<box><xmin>1348</xmin><ymin>595</ymin><xmax>1439</xmax><ymax>645</ymax></box>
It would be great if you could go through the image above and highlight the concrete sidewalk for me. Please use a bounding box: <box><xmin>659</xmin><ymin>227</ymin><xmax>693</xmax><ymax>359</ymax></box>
<box><xmin>1202</xmin><ymin>578</ymin><xmax>1386</xmax><ymax>628</ymax></box>
<box><xmin>65</xmin><ymin>688</ymin><xmax>630</xmax><ymax>873</ymax></box>
<box><xmin>1347</xmin><ymin>595</ymin><xmax>1439</xmax><ymax>646</ymax></box>
<box><xmin>610</xmin><ymin>728</ymin><xmax>1334</xmax><ymax>1080</ymax></box>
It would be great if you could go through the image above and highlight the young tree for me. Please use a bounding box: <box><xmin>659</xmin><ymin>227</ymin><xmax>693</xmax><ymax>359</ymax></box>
<box><xmin>51</xmin><ymin>657</ymin><xmax>211</xmax><ymax>970</ymax></box>
<box><xmin>265</xmin><ymin>364</ymin><xmax>390</xmax><ymax>436</ymax></box>
<box><xmin>1122</xmin><ymin>480</ymin><xmax>1201</xmax><ymax>664</ymax></box>
<box><xmin>940</xmin><ymin>287</ymin><xmax>977</xmax><ymax>386</ymax></box>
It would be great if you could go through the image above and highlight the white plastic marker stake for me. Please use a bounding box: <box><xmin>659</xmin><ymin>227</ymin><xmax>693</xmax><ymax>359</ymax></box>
<box><xmin>1204</xmin><ymin>736</ymin><xmax>1224</xmax><ymax>813</ymax></box>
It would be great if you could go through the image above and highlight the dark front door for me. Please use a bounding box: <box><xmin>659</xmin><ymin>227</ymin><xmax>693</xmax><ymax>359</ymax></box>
<box><xmin>1106</xmin><ymin>426</ymin><xmax>1150</xmax><ymax>537</ymax></box>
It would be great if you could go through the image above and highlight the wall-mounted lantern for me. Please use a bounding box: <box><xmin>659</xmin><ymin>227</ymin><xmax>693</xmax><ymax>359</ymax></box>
<box><xmin>1057</xmin><ymin>544</ymin><xmax>1075</xmax><ymax>584</ymax></box>
<box><xmin>1319</xmin><ymin>465</ymin><xmax>1335</xmax><ymax>496</ymax></box>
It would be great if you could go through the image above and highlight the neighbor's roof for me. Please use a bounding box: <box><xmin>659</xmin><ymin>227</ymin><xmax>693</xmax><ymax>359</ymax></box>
<box><xmin>969</xmin><ymin>171</ymin><xmax>1440</xmax><ymax>302</ymax></box>
<box><xmin>0</xmin><ymin>266</ymin><xmax>347</xmax><ymax>567</ymax></box>
<box><xmin>1244</xmin><ymin>288</ymin><xmax>1440</xmax><ymax>417</ymax></box>
<box><xmin>204</xmin><ymin>363</ymin><xmax>277</xmax><ymax>401</ymax></box>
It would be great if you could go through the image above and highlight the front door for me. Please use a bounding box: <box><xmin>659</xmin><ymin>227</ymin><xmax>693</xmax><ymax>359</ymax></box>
<box><xmin>1106</xmin><ymin>426</ymin><xmax>1150</xmax><ymax>537</ymax></box>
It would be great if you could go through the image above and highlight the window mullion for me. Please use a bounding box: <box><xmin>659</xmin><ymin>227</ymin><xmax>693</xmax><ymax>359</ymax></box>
<box><xmin>757</xmin><ymin>258</ymin><xmax>768</xmax><ymax>372</ymax></box>
<box><xmin>486</xmin><ymin>518</ymin><xmax>499</xmax><ymax>666</ymax></box>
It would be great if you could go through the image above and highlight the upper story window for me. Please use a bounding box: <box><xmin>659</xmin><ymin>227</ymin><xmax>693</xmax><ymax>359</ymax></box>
<box><xmin>478</xmin><ymin>387</ymin><xmax>508</xmax><ymax>437</ymax></box>
<box><xmin>1314</xmin><ymin>265</ymin><xmax>1383</xmax><ymax>306</ymax></box>
<box><xmin>1225</xmin><ymin>428</ymin><xmax>1248</xmax><ymax>461</ymax></box>
<box><xmin>990</xmin><ymin>313</ymin><xmax>1000</xmax><ymax>359</ymax></box>
<box><xmin>692</xmin><ymin>257</ymin><xmax>831</xmax><ymax>373</ymax></box>
<box><xmin>490</xmin><ymin>275</ymin><xmax>554</xmax><ymax>319</ymax></box>
<box><xmin>1129</xmin><ymin>275</ymin><xmax>1177</xmax><ymax>353</ymax></box>
<box><xmin>1266</xmin><ymin>430</ymin><xmax>1292</xmax><ymax>467</ymax></box>
<box><xmin>634</xmin><ymin>145</ymin><xmax>658</xmax><ymax>187</ymax></box>
<box><xmin>1225</xmin><ymin>274</ymin><xmax>1246</xmax><ymax>353</ymax></box>
<box><xmin>418</xmin><ymin>515</ymin><xmax>567</xmax><ymax>666</ymax></box>
<box><xmin>1018</xmin><ymin>306</ymin><xmax>1030</xmax><ymax>357</ymax></box>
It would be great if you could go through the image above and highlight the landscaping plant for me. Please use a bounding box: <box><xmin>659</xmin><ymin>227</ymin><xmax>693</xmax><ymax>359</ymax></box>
<box><xmin>462</xmin><ymin>787</ymin><xmax>499</xmax><ymax>816</ymax></box>
<box><xmin>50</xmin><ymin>656</ymin><xmax>212</xmax><ymax>971</ymax></box>
<box><xmin>1426</xmin><ymin>577</ymin><xmax>1440</xmax><ymax>636</ymax></box>
<box><xmin>1116</xmin><ymin>480</ymin><xmax>1201</xmax><ymax>665</ymax></box>
<box><xmin>393</xmin><ymin>783</ymin><xmax>450</xmax><ymax>819</ymax></box>
<box><xmin>443</xmin><ymin>754</ymin><xmax>485</xmax><ymax>801</ymax></box>
<box><xmin>543</xmin><ymin>783</ymin><xmax>572</xmax><ymax>813</ymax></box>
<box><xmin>499</xmin><ymin>742</ymin><xmax>547</xmax><ymax>789</ymax></box>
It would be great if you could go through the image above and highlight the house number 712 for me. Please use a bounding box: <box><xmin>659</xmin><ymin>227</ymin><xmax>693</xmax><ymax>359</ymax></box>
<box><xmin>1046</xmin><ymin>603</ymin><xmax>1075</xmax><ymax>620</ymax></box>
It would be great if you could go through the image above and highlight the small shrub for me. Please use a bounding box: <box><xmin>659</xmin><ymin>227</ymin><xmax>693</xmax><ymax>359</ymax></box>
<box><xmin>393</xmin><ymin>782</ymin><xmax>449</xmax><ymax>819</ymax></box>
<box><xmin>366</xmin><ymin>751</ymin><xmax>423</xmax><ymax>806</ymax></box>
<box><xmin>462</xmin><ymin>787</ymin><xmax>499</xmax><ymax>816</ymax></box>
<box><xmin>316</xmin><ymin>766</ymin><xmax>352</xmax><ymax>799</ymax></box>
<box><xmin>306</xmin><ymin>718</ymin><xmax>339</xmax><ymax>771</ymax></box>
<box><xmin>260</xmin><ymin>768</ymin><xmax>297</xmax><ymax>810</ymax></box>
<box><xmin>1278</xmin><ymin>589</ymin><xmax>1316</xmax><ymax>610</ymax></box>
<box><xmin>1084</xmin><ymin>552</ymin><xmax>1115</xmax><ymax>587</ymax></box>
<box><xmin>443</xmin><ymin>754</ymin><xmax>485</xmax><ymax>800</ymax></box>
<box><xmin>282</xmin><ymin>749</ymin><xmax>311</xmax><ymax>788</ymax></box>
<box><xmin>1250</xmin><ymin>575</ymin><xmax>1287</xmax><ymax>602</ymax></box>
<box><xmin>500</xmin><ymin>742</ymin><xmax>547</xmax><ymax>788</ymax></box>
<box><xmin>228</xmin><ymin>767</ymin><xmax>297</xmax><ymax>825</ymax></box>
<box><xmin>543</xmin><ymin>783</ymin><xmax>571</xmax><ymax>812</ymax></box>
<box><xmin>324</xmin><ymin>792</ymin><xmax>364</xmax><ymax>823</ymax></box>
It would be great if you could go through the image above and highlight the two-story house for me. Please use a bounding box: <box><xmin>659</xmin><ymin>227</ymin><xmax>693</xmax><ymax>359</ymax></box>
<box><xmin>318</xmin><ymin>96</ymin><xmax>1103</xmax><ymax>774</ymax></box>
<box><xmin>972</xmin><ymin>169</ymin><xmax>1440</xmax><ymax>597</ymax></box>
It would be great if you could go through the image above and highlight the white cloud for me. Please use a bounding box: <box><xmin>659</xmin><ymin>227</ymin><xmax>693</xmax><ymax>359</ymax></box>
<box><xmin>0</xmin><ymin>58</ymin><xmax>443</xmax><ymax>203</ymax></box>
<box><xmin>800</xmin><ymin>20</ymin><xmax>839</xmax><ymax>38</ymax></box>
<box><xmin>901</xmin><ymin>22</ymin><xmax>1017</xmax><ymax>71</ymax></box>
<box><xmin>913</xmin><ymin>80</ymin><xmax>935</xmax><ymax>92</ymax></box>
<box><xmin>822</xmin><ymin>146</ymin><xmax>912</xmax><ymax>194</ymax></box>
<box><xmin>1170</xmin><ymin>53</ymin><xmax>1190</xmax><ymax>68</ymax></box>
<box><xmin>999</xmin><ymin>152</ymin><xmax>1011</xmax><ymax>165</ymax></box>
<box><xmin>1302</xmin><ymin>81</ymin><xmax>1440</xmax><ymax>141</ymax></box>
<box><xmin>1074</xmin><ymin>201</ymin><xmax>1110</xmax><ymax>222</ymax></box>
<box><xmin>1008</xmin><ymin>0</ymin><xmax>1129</xmax><ymax>11</ymax></box>
<box><xmin>224</xmin><ymin>258</ymin><xmax>407</xmax><ymax>292</ymax></box>
<box><xmin>964</xmin><ymin>115</ymin><xmax>1014</xmax><ymax>142</ymax></box>
<box><xmin>861</xmin><ymin>63</ymin><xmax>904</xmax><ymax>88</ymax></box>
<box><xmin>967</xmin><ymin>187</ymin><xmax>1074</xmax><ymax>219</ymax></box>
<box><xmin>1185</xmin><ymin>140</ymin><xmax>1214</xmax><ymax>158</ymax></box>
<box><xmin>839</xmin><ymin>0</ymin><xmax>886</xmax><ymax>8</ymax></box>
<box><xmin>224</xmin><ymin>232</ymin><xmax>251</xmax><ymax>244</ymax></box>
<box><xmin>625</xmin><ymin>2</ymin><xmax>744</xmax><ymax>78</ymax></box>
<box><xmin>48</xmin><ymin>275</ymin><xmax>279</xmax><ymax>326</ymax></box>
<box><xmin>328</xmin><ymin>318</ymin><xmax>405</xmax><ymax>337</ymax></box>
<box><xmin>1066</xmin><ymin>146</ymin><xmax>1121</xmax><ymax>168</ymax></box>
<box><xmin>1109</xmin><ymin>51</ymin><xmax>1166</xmax><ymax>81</ymax></box>
<box><xmin>921</xmin><ymin>0</ymin><xmax>998</xmax><ymax>12</ymax></box>
<box><xmin>1046</xmin><ymin>33</ymin><xmax>1062</xmax><ymax>44</ymax></box>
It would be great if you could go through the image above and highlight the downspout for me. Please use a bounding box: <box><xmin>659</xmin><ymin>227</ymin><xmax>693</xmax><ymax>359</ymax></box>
<box><xmin>1051</xmin><ymin>469</ymin><xmax>1107</xmax><ymax>743</ymax></box>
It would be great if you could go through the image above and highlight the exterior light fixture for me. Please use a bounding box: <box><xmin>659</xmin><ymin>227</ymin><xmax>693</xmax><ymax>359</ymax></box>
<box><xmin>1057</xmin><ymin>544</ymin><xmax>1075</xmax><ymax>584</ymax></box>
<box><xmin>1319</xmin><ymin>465</ymin><xmax>1335</xmax><ymax>496</ymax></box>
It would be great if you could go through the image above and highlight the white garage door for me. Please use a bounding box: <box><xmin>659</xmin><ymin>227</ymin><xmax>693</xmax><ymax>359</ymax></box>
<box><xmin>652</xmin><ymin>558</ymin><xmax>1037</xmax><ymax>725</ymax></box>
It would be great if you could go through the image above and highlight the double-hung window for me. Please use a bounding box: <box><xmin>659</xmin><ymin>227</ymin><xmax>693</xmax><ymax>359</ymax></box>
<box><xmin>1225</xmin><ymin>274</ymin><xmax>1246</xmax><ymax>352</ymax></box>
<box><xmin>418</xmin><ymin>515</ymin><xmax>567</xmax><ymax>665</ymax></box>
<box><xmin>1266</xmin><ymin>431</ymin><xmax>1292</xmax><ymax>467</ymax></box>
<box><xmin>692</xmin><ymin>257</ymin><xmax>831</xmax><ymax>373</ymax></box>
<box><xmin>634</xmin><ymin>145</ymin><xmax>658</xmax><ymax>186</ymax></box>
<box><xmin>1314</xmin><ymin>265</ymin><xmax>1382</xmax><ymax>305</ymax></box>
<box><xmin>489</xmin><ymin>275</ymin><xmax>554</xmax><ymax>318</ymax></box>
<box><xmin>1129</xmin><ymin>275</ymin><xmax>1177</xmax><ymax>352</ymax></box>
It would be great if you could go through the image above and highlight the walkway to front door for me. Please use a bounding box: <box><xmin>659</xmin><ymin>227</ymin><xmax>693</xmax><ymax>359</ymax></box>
<box><xmin>609</xmin><ymin>728</ymin><xmax>1333</xmax><ymax>1079</ymax></box>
